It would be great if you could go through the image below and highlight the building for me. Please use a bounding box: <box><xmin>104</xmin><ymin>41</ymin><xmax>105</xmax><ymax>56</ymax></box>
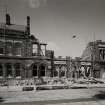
<box><xmin>53</xmin><ymin>56</ymin><xmax>72</xmax><ymax>78</ymax></box>
<box><xmin>81</xmin><ymin>40</ymin><xmax>105</xmax><ymax>78</ymax></box>
<box><xmin>0</xmin><ymin>14</ymin><xmax>51</xmax><ymax>80</ymax></box>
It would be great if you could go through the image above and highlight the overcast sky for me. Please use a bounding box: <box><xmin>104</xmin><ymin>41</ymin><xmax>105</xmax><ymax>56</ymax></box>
<box><xmin>0</xmin><ymin>0</ymin><xmax>105</xmax><ymax>58</ymax></box>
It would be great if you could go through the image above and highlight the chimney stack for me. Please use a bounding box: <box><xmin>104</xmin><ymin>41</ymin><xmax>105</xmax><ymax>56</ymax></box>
<box><xmin>6</xmin><ymin>14</ymin><xmax>11</xmax><ymax>25</ymax></box>
<box><xmin>27</xmin><ymin>16</ymin><xmax>30</xmax><ymax>35</ymax></box>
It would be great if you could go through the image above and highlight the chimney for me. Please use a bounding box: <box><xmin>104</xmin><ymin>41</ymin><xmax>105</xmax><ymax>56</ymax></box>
<box><xmin>6</xmin><ymin>14</ymin><xmax>11</xmax><ymax>25</ymax></box>
<box><xmin>27</xmin><ymin>16</ymin><xmax>30</xmax><ymax>35</ymax></box>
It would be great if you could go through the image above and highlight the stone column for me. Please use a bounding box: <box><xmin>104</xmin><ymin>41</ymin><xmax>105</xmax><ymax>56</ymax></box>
<box><xmin>37</xmin><ymin>65</ymin><xmax>39</xmax><ymax>77</ymax></box>
<box><xmin>12</xmin><ymin>64</ymin><xmax>15</xmax><ymax>78</ymax></box>
<box><xmin>27</xmin><ymin>66</ymin><xmax>30</xmax><ymax>79</ymax></box>
<box><xmin>66</xmin><ymin>56</ymin><xmax>71</xmax><ymax>78</ymax></box>
<box><xmin>20</xmin><ymin>64</ymin><xmax>25</xmax><ymax>79</ymax></box>
<box><xmin>37</xmin><ymin>65</ymin><xmax>40</xmax><ymax>78</ymax></box>
<box><xmin>28</xmin><ymin>67</ymin><xmax>32</xmax><ymax>78</ymax></box>
<box><xmin>45</xmin><ymin>66</ymin><xmax>47</xmax><ymax>77</ymax></box>
<box><xmin>20</xmin><ymin>64</ymin><xmax>23</xmax><ymax>79</ymax></box>
<box><xmin>65</xmin><ymin>69</ymin><xmax>67</xmax><ymax>77</ymax></box>
<box><xmin>25</xmin><ymin>66</ymin><xmax>28</xmax><ymax>78</ymax></box>
<box><xmin>45</xmin><ymin>45</ymin><xmax>46</xmax><ymax>56</ymax></box>
<box><xmin>24</xmin><ymin>66</ymin><xmax>27</xmax><ymax>79</ymax></box>
<box><xmin>59</xmin><ymin>66</ymin><xmax>62</xmax><ymax>78</ymax></box>
<box><xmin>2</xmin><ymin>64</ymin><xmax>6</xmax><ymax>79</ymax></box>
<box><xmin>58</xmin><ymin>67</ymin><xmax>60</xmax><ymax>78</ymax></box>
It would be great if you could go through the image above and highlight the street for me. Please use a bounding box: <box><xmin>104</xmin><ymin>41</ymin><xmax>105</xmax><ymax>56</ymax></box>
<box><xmin>0</xmin><ymin>87</ymin><xmax>105</xmax><ymax>105</ymax></box>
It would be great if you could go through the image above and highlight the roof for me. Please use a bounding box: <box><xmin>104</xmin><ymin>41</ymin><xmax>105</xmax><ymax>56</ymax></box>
<box><xmin>0</xmin><ymin>23</ymin><xmax>27</xmax><ymax>32</ymax></box>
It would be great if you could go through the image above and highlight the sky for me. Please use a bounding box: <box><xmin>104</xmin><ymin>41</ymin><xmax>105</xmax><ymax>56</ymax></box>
<box><xmin>0</xmin><ymin>0</ymin><xmax>105</xmax><ymax>58</ymax></box>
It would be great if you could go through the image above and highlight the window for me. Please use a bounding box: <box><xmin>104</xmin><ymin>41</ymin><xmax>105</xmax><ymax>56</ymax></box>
<box><xmin>54</xmin><ymin>70</ymin><xmax>58</xmax><ymax>77</ymax></box>
<box><xmin>14</xmin><ymin>43</ymin><xmax>22</xmax><ymax>56</ymax></box>
<box><xmin>33</xmin><ymin>65</ymin><xmax>37</xmax><ymax>76</ymax></box>
<box><xmin>39</xmin><ymin>65</ymin><xmax>46</xmax><ymax>76</ymax></box>
<box><xmin>6</xmin><ymin>45</ymin><xmax>12</xmax><ymax>55</ymax></box>
<box><xmin>0</xmin><ymin>41</ymin><xmax>4</xmax><ymax>55</ymax></box>
<box><xmin>60</xmin><ymin>66</ymin><xmax>66</xmax><ymax>77</ymax></box>
<box><xmin>6</xmin><ymin>64</ymin><xmax>12</xmax><ymax>77</ymax></box>
<box><xmin>5</xmin><ymin>42</ymin><xmax>12</xmax><ymax>56</ymax></box>
<box><xmin>0</xmin><ymin>64</ymin><xmax>3</xmax><ymax>76</ymax></box>
<box><xmin>15</xmin><ymin>64</ymin><xmax>21</xmax><ymax>77</ymax></box>
<box><xmin>99</xmin><ymin>49</ymin><xmax>105</xmax><ymax>60</ymax></box>
<box><xmin>15</xmin><ymin>47</ymin><xmax>22</xmax><ymax>56</ymax></box>
<box><xmin>41</xmin><ymin>45</ymin><xmax>45</xmax><ymax>56</ymax></box>
<box><xmin>0</xmin><ymin>48</ymin><xmax>4</xmax><ymax>55</ymax></box>
<box><xmin>32</xmin><ymin>44</ymin><xmax>38</xmax><ymax>56</ymax></box>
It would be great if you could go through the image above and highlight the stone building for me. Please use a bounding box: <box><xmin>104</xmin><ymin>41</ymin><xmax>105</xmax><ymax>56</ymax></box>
<box><xmin>81</xmin><ymin>40</ymin><xmax>105</xmax><ymax>78</ymax></box>
<box><xmin>54</xmin><ymin>56</ymin><xmax>72</xmax><ymax>78</ymax></box>
<box><xmin>0</xmin><ymin>14</ymin><xmax>51</xmax><ymax>80</ymax></box>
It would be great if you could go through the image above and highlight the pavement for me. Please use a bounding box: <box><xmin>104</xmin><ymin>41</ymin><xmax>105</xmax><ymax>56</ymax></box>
<box><xmin>0</xmin><ymin>87</ymin><xmax>105</xmax><ymax>105</ymax></box>
<box><xmin>0</xmin><ymin>100</ymin><xmax>104</xmax><ymax>105</ymax></box>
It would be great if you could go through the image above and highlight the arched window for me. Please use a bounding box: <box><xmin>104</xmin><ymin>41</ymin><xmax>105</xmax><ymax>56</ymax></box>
<box><xmin>60</xmin><ymin>66</ymin><xmax>66</xmax><ymax>77</ymax></box>
<box><xmin>6</xmin><ymin>63</ymin><xmax>12</xmax><ymax>77</ymax></box>
<box><xmin>54</xmin><ymin>66</ymin><xmax>59</xmax><ymax>77</ymax></box>
<box><xmin>32</xmin><ymin>64</ymin><xmax>38</xmax><ymax>76</ymax></box>
<box><xmin>54</xmin><ymin>70</ymin><xmax>58</xmax><ymax>77</ymax></box>
<box><xmin>15</xmin><ymin>63</ymin><xmax>21</xmax><ymax>77</ymax></box>
<box><xmin>39</xmin><ymin>64</ymin><xmax>46</xmax><ymax>77</ymax></box>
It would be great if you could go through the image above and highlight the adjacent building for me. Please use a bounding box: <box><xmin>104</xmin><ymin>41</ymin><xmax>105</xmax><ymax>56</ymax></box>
<box><xmin>81</xmin><ymin>40</ymin><xmax>105</xmax><ymax>78</ymax></box>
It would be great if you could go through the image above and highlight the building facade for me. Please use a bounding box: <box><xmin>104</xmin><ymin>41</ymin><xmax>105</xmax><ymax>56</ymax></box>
<box><xmin>53</xmin><ymin>56</ymin><xmax>72</xmax><ymax>78</ymax></box>
<box><xmin>81</xmin><ymin>40</ymin><xmax>105</xmax><ymax>78</ymax></box>
<box><xmin>0</xmin><ymin>14</ymin><xmax>51</xmax><ymax>80</ymax></box>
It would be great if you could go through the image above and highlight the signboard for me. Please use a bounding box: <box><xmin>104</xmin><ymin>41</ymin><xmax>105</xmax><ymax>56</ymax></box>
<box><xmin>81</xmin><ymin>62</ymin><xmax>91</xmax><ymax>65</ymax></box>
<box><xmin>54</xmin><ymin>61</ymin><xmax>66</xmax><ymax>65</ymax></box>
